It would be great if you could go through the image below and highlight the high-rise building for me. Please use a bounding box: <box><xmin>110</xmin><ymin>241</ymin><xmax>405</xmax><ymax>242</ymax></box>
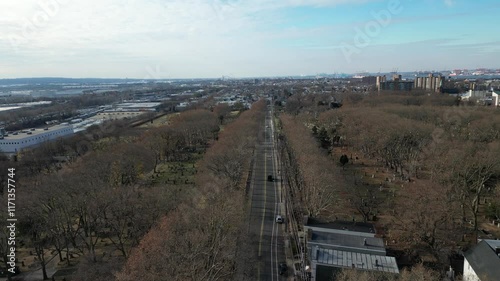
<box><xmin>376</xmin><ymin>75</ymin><xmax>413</xmax><ymax>92</ymax></box>
<box><xmin>414</xmin><ymin>74</ymin><xmax>442</xmax><ymax>93</ymax></box>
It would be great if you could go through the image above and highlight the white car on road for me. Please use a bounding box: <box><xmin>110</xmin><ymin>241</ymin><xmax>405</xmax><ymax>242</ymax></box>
<box><xmin>275</xmin><ymin>215</ymin><xmax>283</xmax><ymax>223</ymax></box>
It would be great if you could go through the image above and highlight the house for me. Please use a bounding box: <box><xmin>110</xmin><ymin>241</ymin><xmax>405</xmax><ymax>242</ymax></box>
<box><xmin>463</xmin><ymin>239</ymin><xmax>500</xmax><ymax>281</ymax></box>
<box><xmin>304</xmin><ymin>218</ymin><xmax>399</xmax><ymax>280</ymax></box>
<box><xmin>492</xmin><ymin>92</ymin><xmax>499</xmax><ymax>107</ymax></box>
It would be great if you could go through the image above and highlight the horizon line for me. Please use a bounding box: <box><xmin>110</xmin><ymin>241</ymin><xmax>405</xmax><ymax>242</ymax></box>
<box><xmin>2</xmin><ymin>70</ymin><xmax>500</xmax><ymax>81</ymax></box>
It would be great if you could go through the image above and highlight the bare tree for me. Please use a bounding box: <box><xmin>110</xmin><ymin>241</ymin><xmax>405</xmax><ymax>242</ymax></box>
<box><xmin>436</xmin><ymin>142</ymin><xmax>500</xmax><ymax>235</ymax></box>
<box><xmin>280</xmin><ymin>114</ymin><xmax>341</xmax><ymax>218</ymax></box>
<box><xmin>116</xmin><ymin>100</ymin><xmax>267</xmax><ymax>281</ymax></box>
<box><xmin>391</xmin><ymin>181</ymin><xmax>460</xmax><ymax>263</ymax></box>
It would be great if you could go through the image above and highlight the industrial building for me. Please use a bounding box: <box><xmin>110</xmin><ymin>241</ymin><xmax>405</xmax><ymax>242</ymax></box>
<box><xmin>0</xmin><ymin>124</ymin><xmax>74</xmax><ymax>154</ymax></box>
<box><xmin>94</xmin><ymin>102</ymin><xmax>161</xmax><ymax>120</ymax></box>
<box><xmin>95</xmin><ymin>110</ymin><xmax>145</xmax><ymax>121</ymax></box>
<box><xmin>304</xmin><ymin>219</ymin><xmax>399</xmax><ymax>280</ymax></box>
<box><xmin>114</xmin><ymin>102</ymin><xmax>162</xmax><ymax>111</ymax></box>
<box><xmin>459</xmin><ymin>90</ymin><xmax>490</xmax><ymax>101</ymax></box>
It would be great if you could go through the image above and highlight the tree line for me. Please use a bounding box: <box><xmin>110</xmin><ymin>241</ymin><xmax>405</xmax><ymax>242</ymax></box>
<box><xmin>115</xmin><ymin>100</ymin><xmax>266</xmax><ymax>281</ymax></box>
<box><xmin>277</xmin><ymin>92</ymin><xmax>500</xmax><ymax>273</ymax></box>
<box><xmin>0</xmin><ymin>105</ymin><xmax>241</xmax><ymax>280</ymax></box>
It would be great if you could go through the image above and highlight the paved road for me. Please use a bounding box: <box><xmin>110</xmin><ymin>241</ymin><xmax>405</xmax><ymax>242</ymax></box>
<box><xmin>248</xmin><ymin>106</ymin><xmax>287</xmax><ymax>281</ymax></box>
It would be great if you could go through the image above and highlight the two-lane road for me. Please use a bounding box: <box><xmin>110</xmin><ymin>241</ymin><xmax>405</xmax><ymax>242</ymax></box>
<box><xmin>248</xmin><ymin>106</ymin><xmax>286</xmax><ymax>281</ymax></box>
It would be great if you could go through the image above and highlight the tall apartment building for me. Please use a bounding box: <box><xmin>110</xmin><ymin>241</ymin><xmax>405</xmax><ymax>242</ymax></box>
<box><xmin>414</xmin><ymin>74</ymin><xmax>443</xmax><ymax>93</ymax></box>
<box><xmin>376</xmin><ymin>75</ymin><xmax>413</xmax><ymax>92</ymax></box>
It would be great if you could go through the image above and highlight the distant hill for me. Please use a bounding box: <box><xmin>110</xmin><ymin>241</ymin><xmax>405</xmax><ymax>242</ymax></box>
<box><xmin>0</xmin><ymin>77</ymin><xmax>144</xmax><ymax>86</ymax></box>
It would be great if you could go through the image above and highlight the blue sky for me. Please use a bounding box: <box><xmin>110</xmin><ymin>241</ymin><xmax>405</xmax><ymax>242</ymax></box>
<box><xmin>0</xmin><ymin>0</ymin><xmax>499</xmax><ymax>78</ymax></box>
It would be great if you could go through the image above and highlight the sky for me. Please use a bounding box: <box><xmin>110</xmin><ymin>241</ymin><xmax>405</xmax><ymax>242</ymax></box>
<box><xmin>0</xmin><ymin>0</ymin><xmax>499</xmax><ymax>79</ymax></box>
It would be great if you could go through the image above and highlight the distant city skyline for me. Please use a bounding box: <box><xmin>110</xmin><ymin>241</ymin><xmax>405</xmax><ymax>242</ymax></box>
<box><xmin>1</xmin><ymin>0</ymin><xmax>499</xmax><ymax>79</ymax></box>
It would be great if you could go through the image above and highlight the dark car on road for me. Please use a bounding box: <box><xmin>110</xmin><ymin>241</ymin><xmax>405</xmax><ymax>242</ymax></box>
<box><xmin>267</xmin><ymin>175</ymin><xmax>273</xmax><ymax>182</ymax></box>
<box><xmin>279</xmin><ymin>263</ymin><xmax>287</xmax><ymax>275</ymax></box>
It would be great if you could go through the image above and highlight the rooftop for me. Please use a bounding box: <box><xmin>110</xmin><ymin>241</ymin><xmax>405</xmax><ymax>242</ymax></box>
<box><xmin>3</xmin><ymin>124</ymin><xmax>73</xmax><ymax>140</ymax></box>
<box><xmin>310</xmin><ymin>231</ymin><xmax>386</xmax><ymax>256</ymax></box>
<box><xmin>312</xmin><ymin>246</ymin><xmax>399</xmax><ymax>274</ymax></box>
<box><xmin>305</xmin><ymin>219</ymin><xmax>376</xmax><ymax>235</ymax></box>
<box><xmin>464</xmin><ymin>239</ymin><xmax>500</xmax><ymax>280</ymax></box>
<box><xmin>483</xmin><ymin>239</ymin><xmax>500</xmax><ymax>250</ymax></box>
<box><xmin>116</xmin><ymin>102</ymin><xmax>162</xmax><ymax>108</ymax></box>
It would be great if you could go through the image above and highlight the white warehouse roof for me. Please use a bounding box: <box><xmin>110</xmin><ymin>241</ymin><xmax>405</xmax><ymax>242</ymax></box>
<box><xmin>0</xmin><ymin>124</ymin><xmax>74</xmax><ymax>153</ymax></box>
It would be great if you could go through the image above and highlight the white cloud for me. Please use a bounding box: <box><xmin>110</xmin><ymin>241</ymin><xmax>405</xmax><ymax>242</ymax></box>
<box><xmin>444</xmin><ymin>0</ymin><xmax>454</xmax><ymax>7</ymax></box>
<box><xmin>0</xmin><ymin>0</ymin><xmax>493</xmax><ymax>78</ymax></box>
<box><xmin>0</xmin><ymin>0</ymin><xmax>378</xmax><ymax>50</ymax></box>
<box><xmin>0</xmin><ymin>0</ymin><xmax>277</xmax><ymax>77</ymax></box>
